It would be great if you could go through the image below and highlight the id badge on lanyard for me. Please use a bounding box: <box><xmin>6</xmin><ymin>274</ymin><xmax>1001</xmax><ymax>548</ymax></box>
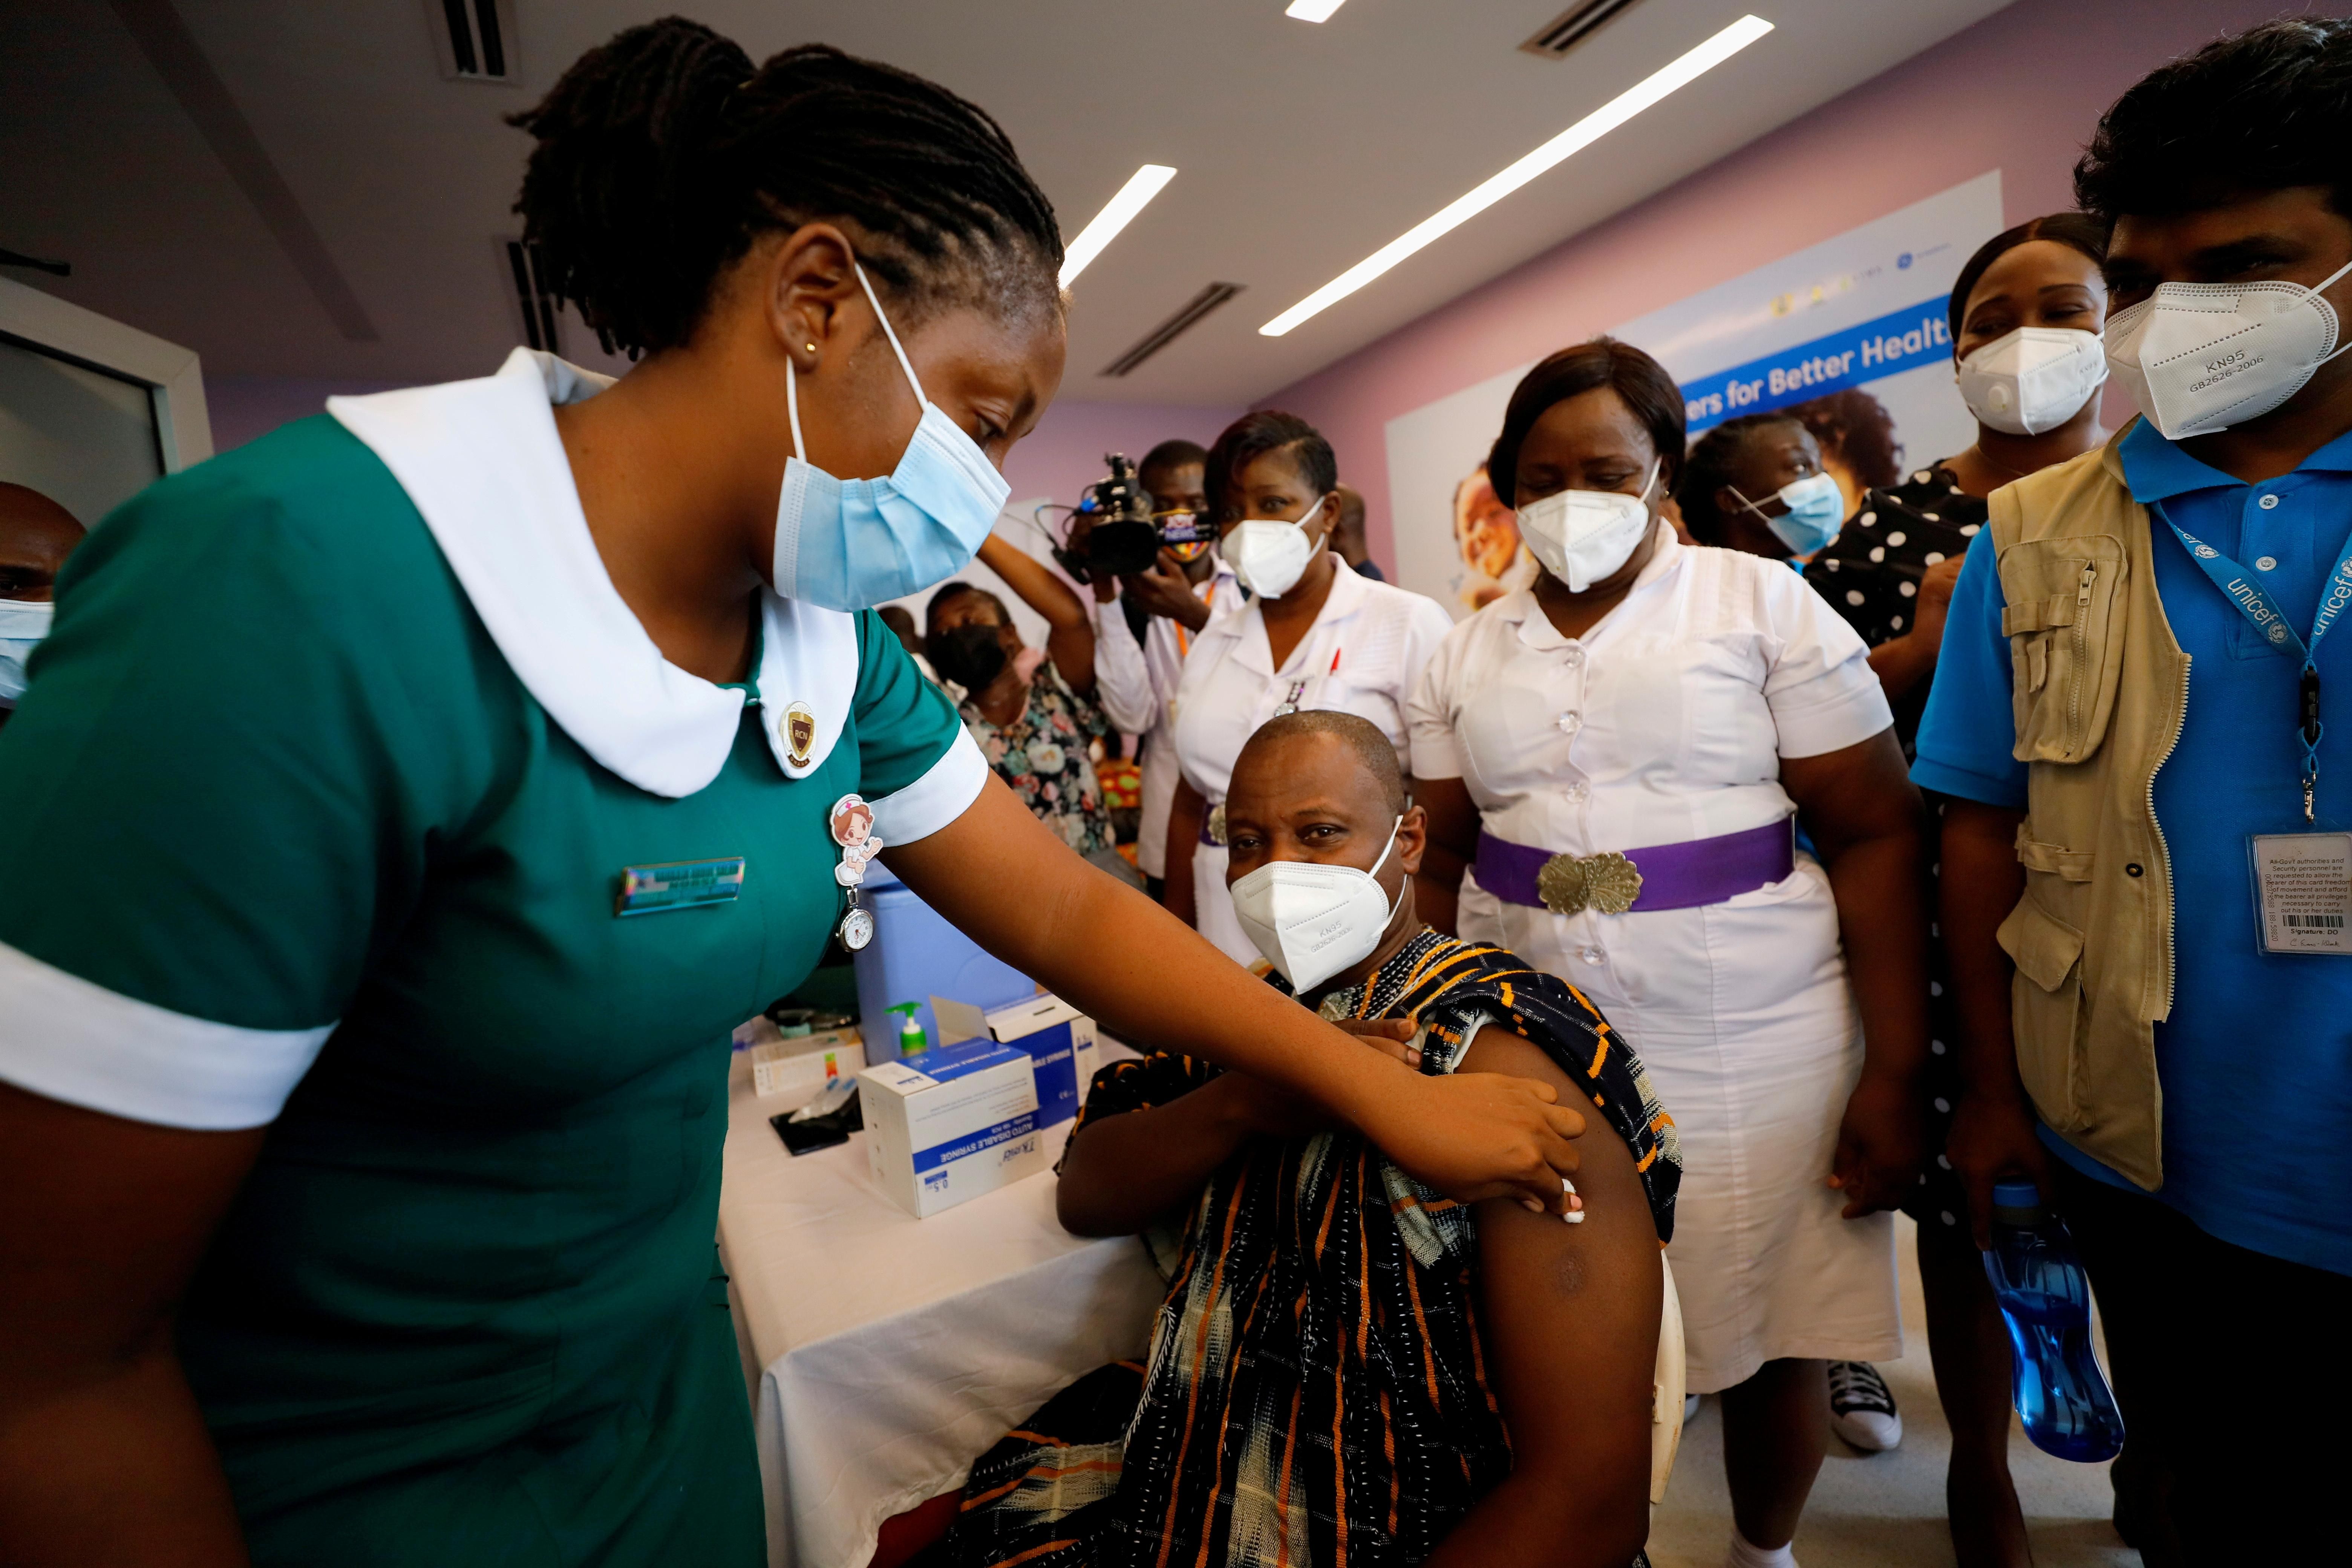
<box><xmin>2165</xmin><ymin>504</ymin><xmax>2352</xmax><ymax>953</ymax></box>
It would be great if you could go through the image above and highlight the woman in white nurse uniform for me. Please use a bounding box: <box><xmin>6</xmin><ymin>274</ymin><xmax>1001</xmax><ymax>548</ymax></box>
<box><xmin>1162</xmin><ymin>411</ymin><xmax>1452</xmax><ymax>962</ymax></box>
<box><xmin>1408</xmin><ymin>341</ymin><xmax>1929</xmax><ymax>1567</ymax></box>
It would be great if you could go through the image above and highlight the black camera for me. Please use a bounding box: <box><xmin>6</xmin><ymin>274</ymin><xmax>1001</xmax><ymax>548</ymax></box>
<box><xmin>1050</xmin><ymin>452</ymin><xmax>1211</xmax><ymax>583</ymax></box>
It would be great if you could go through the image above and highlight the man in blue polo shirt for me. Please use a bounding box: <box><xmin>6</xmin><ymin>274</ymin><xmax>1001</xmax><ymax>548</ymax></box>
<box><xmin>1917</xmin><ymin>20</ymin><xmax>2352</xmax><ymax>1563</ymax></box>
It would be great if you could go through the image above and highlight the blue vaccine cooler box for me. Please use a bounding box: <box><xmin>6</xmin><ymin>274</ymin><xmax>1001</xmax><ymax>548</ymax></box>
<box><xmin>931</xmin><ymin>992</ymin><xmax>1099</xmax><ymax>1131</ymax></box>
<box><xmin>851</xmin><ymin>863</ymin><xmax>1037</xmax><ymax>1066</ymax></box>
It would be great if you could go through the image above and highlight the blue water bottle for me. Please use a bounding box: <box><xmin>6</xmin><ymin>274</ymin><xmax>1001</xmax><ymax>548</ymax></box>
<box><xmin>1982</xmin><ymin>1181</ymin><xmax>2126</xmax><ymax>1462</ymax></box>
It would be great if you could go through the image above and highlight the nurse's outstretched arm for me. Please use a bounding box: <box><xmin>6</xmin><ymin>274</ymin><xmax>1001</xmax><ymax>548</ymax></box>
<box><xmin>0</xmin><ymin>1081</ymin><xmax>261</xmax><ymax>1565</ymax></box>
<box><xmin>884</xmin><ymin>776</ymin><xmax>1587</xmax><ymax>1214</ymax></box>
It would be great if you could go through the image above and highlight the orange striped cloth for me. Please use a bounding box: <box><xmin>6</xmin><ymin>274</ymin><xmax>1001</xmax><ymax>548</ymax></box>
<box><xmin>937</xmin><ymin>930</ymin><xmax>1678</xmax><ymax>1567</ymax></box>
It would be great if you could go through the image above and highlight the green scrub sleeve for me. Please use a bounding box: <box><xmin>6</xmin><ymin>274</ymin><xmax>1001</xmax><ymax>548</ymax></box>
<box><xmin>0</xmin><ymin>423</ymin><xmax>510</xmax><ymax>1125</ymax></box>
<box><xmin>848</xmin><ymin>606</ymin><xmax>988</xmax><ymax>843</ymax></box>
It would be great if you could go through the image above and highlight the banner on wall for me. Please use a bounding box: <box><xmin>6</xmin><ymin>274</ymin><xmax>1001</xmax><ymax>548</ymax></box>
<box><xmin>1385</xmin><ymin>171</ymin><xmax>2005</xmax><ymax>617</ymax></box>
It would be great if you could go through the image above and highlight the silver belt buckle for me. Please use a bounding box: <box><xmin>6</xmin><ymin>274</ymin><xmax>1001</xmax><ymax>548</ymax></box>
<box><xmin>1537</xmin><ymin>850</ymin><xmax>1643</xmax><ymax>916</ymax></box>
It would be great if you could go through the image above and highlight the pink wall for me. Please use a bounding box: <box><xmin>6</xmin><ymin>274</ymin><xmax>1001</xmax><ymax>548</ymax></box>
<box><xmin>999</xmin><ymin>398</ymin><xmax>1244</xmax><ymax>514</ymax></box>
<box><xmin>1262</xmin><ymin>0</ymin><xmax>2299</xmax><ymax>575</ymax></box>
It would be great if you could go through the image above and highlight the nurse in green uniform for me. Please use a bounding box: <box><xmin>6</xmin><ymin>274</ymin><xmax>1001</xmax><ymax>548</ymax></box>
<box><xmin>0</xmin><ymin>21</ymin><xmax>1589</xmax><ymax>1568</ymax></box>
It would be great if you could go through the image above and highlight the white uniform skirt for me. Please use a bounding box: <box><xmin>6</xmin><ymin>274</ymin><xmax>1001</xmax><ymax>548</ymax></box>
<box><xmin>1479</xmin><ymin>853</ymin><xmax>1901</xmax><ymax>1392</ymax></box>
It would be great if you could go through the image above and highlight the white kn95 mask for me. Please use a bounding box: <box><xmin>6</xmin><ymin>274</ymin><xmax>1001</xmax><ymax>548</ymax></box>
<box><xmin>1229</xmin><ymin>815</ymin><xmax>1401</xmax><ymax>994</ymax></box>
<box><xmin>1955</xmin><ymin>326</ymin><xmax>2109</xmax><ymax>436</ymax></box>
<box><xmin>1223</xmin><ymin>500</ymin><xmax>1325</xmax><ymax>599</ymax></box>
<box><xmin>1514</xmin><ymin>459</ymin><xmax>1659</xmax><ymax>592</ymax></box>
<box><xmin>2103</xmin><ymin>257</ymin><xmax>2352</xmax><ymax>439</ymax></box>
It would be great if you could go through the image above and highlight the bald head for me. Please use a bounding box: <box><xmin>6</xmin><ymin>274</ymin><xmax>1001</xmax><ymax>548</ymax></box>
<box><xmin>1235</xmin><ymin>710</ymin><xmax>1408</xmax><ymax>817</ymax></box>
<box><xmin>0</xmin><ymin>484</ymin><xmax>86</xmax><ymax>601</ymax></box>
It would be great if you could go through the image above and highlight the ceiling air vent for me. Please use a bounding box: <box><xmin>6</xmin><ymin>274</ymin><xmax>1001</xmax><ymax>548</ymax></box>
<box><xmin>426</xmin><ymin>0</ymin><xmax>519</xmax><ymax>83</ymax></box>
<box><xmin>1519</xmin><ymin>0</ymin><xmax>1646</xmax><ymax>59</ymax></box>
<box><xmin>1099</xmin><ymin>283</ymin><xmax>1244</xmax><ymax>378</ymax></box>
<box><xmin>503</xmin><ymin>239</ymin><xmax>561</xmax><ymax>354</ymax></box>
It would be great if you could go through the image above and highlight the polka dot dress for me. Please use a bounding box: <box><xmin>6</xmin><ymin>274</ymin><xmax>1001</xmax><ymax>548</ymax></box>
<box><xmin>1804</xmin><ymin>465</ymin><xmax>1989</xmax><ymax>1231</ymax></box>
<box><xmin>1803</xmin><ymin>464</ymin><xmax>1989</xmax><ymax>758</ymax></box>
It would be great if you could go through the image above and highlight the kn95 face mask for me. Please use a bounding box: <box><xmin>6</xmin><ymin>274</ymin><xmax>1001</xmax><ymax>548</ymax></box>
<box><xmin>771</xmin><ymin>262</ymin><xmax>1012</xmax><ymax>611</ymax></box>
<box><xmin>1955</xmin><ymin>326</ymin><xmax>2109</xmax><ymax>436</ymax></box>
<box><xmin>1514</xmin><ymin>459</ymin><xmax>1659</xmax><ymax>593</ymax></box>
<box><xmin>1223</xmin><ymin>499</ymin><xmax>1325</xmax><ymax>598</ymax></box>
<box><xmin>2104</xmin><ymin>256</ymin><xmax>2352</xmax><ymax>439</ymax></box>
<box><xmin>1229</xmin><ymin>815</ymin><xmax>1403</xmax><ymax>994</ymax></box>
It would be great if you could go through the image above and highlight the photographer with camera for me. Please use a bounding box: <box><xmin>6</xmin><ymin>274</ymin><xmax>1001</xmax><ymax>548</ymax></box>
<box><xmin>1070</xmin><ymin>440</ymin><xmax>1238</xmax><ymax>900</ymax></box>
<box><xmin>926</xmin><ymin>529</ymin><xmax>1153</xmax><ymax>879</ymax></box>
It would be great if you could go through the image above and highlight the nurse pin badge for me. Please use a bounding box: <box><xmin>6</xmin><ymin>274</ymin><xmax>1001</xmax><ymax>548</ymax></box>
<box><xmin>834</xmin><ymin>836</ymin><xmax>885</xmax><ymax>887</ymax></box>
<box><xmin>781</xmin><ymin>702</ymin><xmax>818</xmax><ymax>768</ymax></box>
<box><xmin>830</xmin><ymin>794</ymin><xmax>875</xmax><ymax>849</ymax></box>
<box><xmin>830</xmin><ymin>795</ymin><xmax>882</xmax><ymax>949</ymax></box>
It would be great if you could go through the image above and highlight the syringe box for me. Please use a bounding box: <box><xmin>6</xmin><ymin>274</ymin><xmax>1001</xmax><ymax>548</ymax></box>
<box><xmin>858</xmin><ymin>1040</ymin><xmax>1044</xmax><ymax>1218</ymax></box>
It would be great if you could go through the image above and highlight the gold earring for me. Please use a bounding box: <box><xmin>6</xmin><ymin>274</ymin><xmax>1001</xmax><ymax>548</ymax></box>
<box><xmin>804</xmin><ymin>343</ymin><xmax>818</xmax><ymax>354</ymax></box>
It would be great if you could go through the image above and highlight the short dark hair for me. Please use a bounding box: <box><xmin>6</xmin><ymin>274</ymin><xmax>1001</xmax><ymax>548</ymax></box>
<box><xmin>509</xmin><ymin>20</ymin><xmax>1063</xmax><ymax>358</ymax></box>
<box><xmin>1237</xmin><ymin>710</ymin><xmax>1407</xmax><ymax>817</ymax></box>
<box><xmin>1946</xmin><ymin>212</ymin><xmax>2111</xmax><ymax>343</ymax></box>
<box><xmin>1674</xmin><ymin>413</ymin><xmax>1804</xmax><ymax>546</ymax></box>
<box><xmin>924</xmin><ymin>580</ymin><xmax>1008</xmax><ymax>642</ymax></box>
<box><xmin>1139</xmin><ymin>438</ymin><xmax>1207</xmax><ymax>482</ymax></box>
<box><xmin>1204</xmin><ymin>411</ymin><xmax>1338</xmax><ymax>521</ymax></box>
<box><xmin>2074</xmin><ymin>17</ymin><xmax>2352</xmax><ymax>224</ymax></box>
<box><xmin>1485</xmin><ymin>338</ymin><xmax>1686</xmax><ymax>508</ymax></box>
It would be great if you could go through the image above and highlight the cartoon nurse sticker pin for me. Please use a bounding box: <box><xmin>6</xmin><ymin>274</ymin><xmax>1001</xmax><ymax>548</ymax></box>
<box><xmin>830</xmin><ymin>794</ymin><xmax>875</xmax><ymax>850</ymax></box>
<box><xmin>781</xmin><ymin>702</ymin><xmax>818</xmax><ymax>768</ymax></box>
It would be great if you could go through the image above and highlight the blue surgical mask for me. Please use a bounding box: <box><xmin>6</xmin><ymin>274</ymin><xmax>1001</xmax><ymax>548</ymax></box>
<box><xmin>1733</xmin><ymin>471</ymin><xmax>1846</xmax><ymax>557</ymax></box>
<box><xmin>770</xmin><ymin>263</ymin><xmax>1012</xmax><ymax>611</ymax></box>
<box><xmin>0</xmin><ymin>597</ymin><xmax>54</xmax><ymax>707</ymax></box>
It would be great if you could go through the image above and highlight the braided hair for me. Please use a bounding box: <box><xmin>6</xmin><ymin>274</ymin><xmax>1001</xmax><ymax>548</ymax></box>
<box><xmin>509</xmin><ymin>18</ymin><xmax>1063</xmax><ymax>358</ymax></box>
<box><xmin>1674</xmin><ymin>412</ymin><xmax>1803</xmax><ymax>546</ymax></box>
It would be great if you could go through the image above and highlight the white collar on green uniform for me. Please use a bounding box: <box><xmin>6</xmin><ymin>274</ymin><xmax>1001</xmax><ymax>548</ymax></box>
<box><xmin>328</xmin><ymin>349</ymin><xmax>858</xmax><ymax>799</ymax></box>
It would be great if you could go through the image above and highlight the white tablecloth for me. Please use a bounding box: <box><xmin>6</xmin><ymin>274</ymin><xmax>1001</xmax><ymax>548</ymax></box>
<box><xmin>717</xmin><ymin>1049</ymin><xmax>1164</xmax><ymax>1568</ymax></box>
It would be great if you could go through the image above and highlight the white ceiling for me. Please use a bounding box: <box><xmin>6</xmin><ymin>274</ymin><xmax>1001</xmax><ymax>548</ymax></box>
<box><xmin>1</xmin><ymin>0</ymin><xmax>2015</xmax><ymax>403</ymax></box>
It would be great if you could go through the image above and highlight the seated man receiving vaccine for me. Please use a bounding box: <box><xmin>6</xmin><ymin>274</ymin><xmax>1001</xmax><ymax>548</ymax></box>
<box><xmin>938</xmin><ymin>711</ymin><xmax>1680</xmax><ymax>1568</ymax></box>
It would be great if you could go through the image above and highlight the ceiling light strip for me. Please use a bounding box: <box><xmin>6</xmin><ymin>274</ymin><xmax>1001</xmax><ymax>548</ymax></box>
<box><xmin>1286</xmin><ymin>0</ymin><xmax>1351</xmax><ymax>21</ymax></box>
<box><xmin>1059</xmin><ymin>164</ymin><xmax>1179</xmax><ymax>287</ymax></box>
<box><xmin>1259</xmin><ymin>13</ymin><xmax>1773</xmax><ymax>337</ymax></box>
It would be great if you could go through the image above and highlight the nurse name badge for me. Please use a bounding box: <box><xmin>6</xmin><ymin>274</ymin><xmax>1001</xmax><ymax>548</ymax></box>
<box><xmin>615</xmin><ymin>857</ymin><xmax>746</xmax><ymax>917</ymax></box>
<box><xmin>781</xmin><ymin>701</ymin><xmax>818</xmax><ymax>767</ymax></box>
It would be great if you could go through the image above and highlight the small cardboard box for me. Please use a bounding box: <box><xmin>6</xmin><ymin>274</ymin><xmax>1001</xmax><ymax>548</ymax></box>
<box><xmin>931</xmin><ymin>993</ymin><xmax>1098</xmax><ymax>1129</ymax></box>
<box><xmin>858</xmin><ymin>1040</ymin><xmax>1044</xmax><ymax>1218</ymax></box>
<box><xmin>733</xmin><ymin>1021</ymin><xmax>861</xmax><ymax>1101</ymax></box>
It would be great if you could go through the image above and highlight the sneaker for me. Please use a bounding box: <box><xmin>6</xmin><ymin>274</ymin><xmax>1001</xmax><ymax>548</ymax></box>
<box><xmin>1827</xmin><ymin>1360</ymin><xmax>1902</xmax><ymax>1451</ymax></box>
<box><xmin>1684</xmin><ymin>1392</ymin><xmax>1700</xmax><ymax>1421</ymax></box>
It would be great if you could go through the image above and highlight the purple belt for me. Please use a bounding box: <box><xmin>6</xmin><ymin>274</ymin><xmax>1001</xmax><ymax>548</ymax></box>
<box><xmin>1475</xmin><ymin>819</ymin><xmax>1795</xmax><ymax>916</ymax></box>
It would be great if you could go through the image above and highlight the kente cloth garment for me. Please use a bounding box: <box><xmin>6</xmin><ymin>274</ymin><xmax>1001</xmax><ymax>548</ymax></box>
<box><xmin>960</xmin><ymin>663</ymin><xmax>1117</xmax><ymax>854</ymax></box>
<box><xmin>937</xmin><ymin>930</ymin><xmax>1680</xmax><ymax>1568</ymax></box>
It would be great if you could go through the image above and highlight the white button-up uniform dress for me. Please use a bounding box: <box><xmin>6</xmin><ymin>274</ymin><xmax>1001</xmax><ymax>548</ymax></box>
<box><xmin>1101</xmin><ymin>560</ymin><xmax>1238</xmax><ymax>882</ymax></box>
<box><xmin>1408</xmin><ymin>524</ymin><xmax>1902</xmax><ymax>1391</ymax></box>
<box><xmin>1174</xmin><ymin>557</ymin><xmax>1452</xmax><ymax>962</ymax></box>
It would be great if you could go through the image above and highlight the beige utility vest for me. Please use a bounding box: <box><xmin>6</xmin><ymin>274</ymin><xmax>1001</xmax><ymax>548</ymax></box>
<box><xmin>1986</xmin><ymin>427</ymin><xmax>2188</xmax><ymax>1191</ymax></box>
